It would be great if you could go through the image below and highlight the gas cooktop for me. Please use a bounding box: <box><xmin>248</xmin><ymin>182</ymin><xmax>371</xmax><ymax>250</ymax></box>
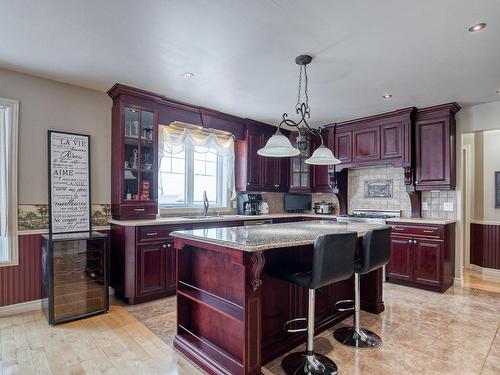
<box><xmin>336</xmin><ymin>209</ymin><xmax>401</xmax><ymax>224</ymax></box>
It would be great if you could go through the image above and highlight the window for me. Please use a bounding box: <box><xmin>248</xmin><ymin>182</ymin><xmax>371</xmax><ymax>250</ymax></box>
<box><xmin>0</xmin><ymin>98</ymin><xmax>19</xmax><ymax>266</ymax></box>
<box><xmin>158</xmin><ymin>125</ymin><xmax>235</xmax><ymax>209</ymax></box>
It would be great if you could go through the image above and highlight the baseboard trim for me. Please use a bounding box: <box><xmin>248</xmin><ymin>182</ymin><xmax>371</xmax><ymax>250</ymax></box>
<box><xmin>453</xmin><ymin>277</ymin><xmax>463</xmax><ymax>286</ymax></box>
<box><xmin>0</xmin><ymin>299</ymin><xmax>42</xmax><ymax>317</ymax></box>
<box><xmin>469</xmin><ymin>264</ymin><xmax>500</xmax><ymax>279</ymax></box>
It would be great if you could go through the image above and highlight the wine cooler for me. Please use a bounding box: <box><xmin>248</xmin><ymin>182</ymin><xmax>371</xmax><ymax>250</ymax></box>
<box><xmin>42</xmin><ymin>232</ymin><xmax>109</xmax><ymax>325</ymax></box>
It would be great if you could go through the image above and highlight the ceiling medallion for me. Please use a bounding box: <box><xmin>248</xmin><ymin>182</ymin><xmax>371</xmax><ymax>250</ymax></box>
<box><xmin>257</xmin><ymin>55</ymin><xmax>340</xmax><ymax>165</ymax></box>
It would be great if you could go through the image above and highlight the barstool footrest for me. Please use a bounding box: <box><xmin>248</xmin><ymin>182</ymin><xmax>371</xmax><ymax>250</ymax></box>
<box><xmin>335</xmin><ymin>299</ymin><xmax>354</xmax><ymax>312</ymax></box>
<box><xmin>283</xmin><ymin>317</ymin><xmax>307</xmax><ymax>333</ymax></box>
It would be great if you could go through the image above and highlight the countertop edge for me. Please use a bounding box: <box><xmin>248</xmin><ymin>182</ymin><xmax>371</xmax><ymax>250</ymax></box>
<box><xmin>386</xmin><ymin>218</ymin><xmax>457</xmax><ymax>225</ymax></box>
<box><xmin>109</xmin><ymin>213</ymin><xmax>338</xmax><ymax>227</ymax></box>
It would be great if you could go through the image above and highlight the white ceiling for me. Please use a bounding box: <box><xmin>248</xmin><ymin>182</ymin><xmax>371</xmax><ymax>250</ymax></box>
<box><xmin>1</xmin><ymin>0</ymin><xmax>500</xmax><ymax>124</ymax></box>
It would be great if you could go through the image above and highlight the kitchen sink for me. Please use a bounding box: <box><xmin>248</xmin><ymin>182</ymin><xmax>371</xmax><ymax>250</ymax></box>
<box><xmin>180</xmin><ymin>215</ymin><xmax>219</xmax><ymax>219</ymax></box>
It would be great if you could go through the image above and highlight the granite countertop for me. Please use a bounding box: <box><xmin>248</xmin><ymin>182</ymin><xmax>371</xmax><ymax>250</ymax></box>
<box><xmin>170</xmin><ymin>220</ymin><xmax>385</xmax><ymax>252</ymax></box>
<box><xmin>108</xmin><ymin>213</ymin><xmax>338</xmax><ymax>227</ymax></box>
<box><xmin>386</xmin><ymin>217</ymin><xmax>456</xmax><ymax>225</ymax></box>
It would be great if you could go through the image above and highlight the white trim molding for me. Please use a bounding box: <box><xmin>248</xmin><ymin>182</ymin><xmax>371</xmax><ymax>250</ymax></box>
<box><xmin>0</xmin><ymin>98</ymin><xmax>19</xmax><ymax>267</ymax></box>
<box><xmin>0</xmin><ymin>299</ymin><xmax>42</xmax><ymax>317</ymax></box>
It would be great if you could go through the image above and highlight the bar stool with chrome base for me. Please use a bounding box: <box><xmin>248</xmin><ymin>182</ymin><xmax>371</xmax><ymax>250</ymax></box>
<box><xmin>333</xmin><ymin>225</ymin><xmax>392</xmax><ymax>349</ymax></box>
<box><xmin>267</xmin><ymin>232</ymin><xmax>357</xmax><ymax>375</ymax></box>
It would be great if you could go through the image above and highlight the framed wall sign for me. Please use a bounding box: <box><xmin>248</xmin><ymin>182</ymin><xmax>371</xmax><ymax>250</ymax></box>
<box><xmin>48</xmin><ymin>131</ymin><xmax>91</xmax><ymax>234</ymax></box>
<box><xmin>496</xmin><ymin>171</ymin><xmax>500</xmax><ymax>208</ymax></box>
<box><xmin>364</xmin><ymin>180</ymin><xmax>393</xmax><ymax>198</ymax></box>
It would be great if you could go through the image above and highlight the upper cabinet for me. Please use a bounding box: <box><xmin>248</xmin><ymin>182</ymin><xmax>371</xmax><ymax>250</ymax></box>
<box><xmin>414</xmin><ymin>103</ymin><xmax>460</xmax><ymax>191</ymax></box>
<box><xmin>331</xmin><ymin>107</ymin><xmax>415</xmax><ymax>171</ymax></box>
<box><xmin>235</xmin><ymin>120</ymin><xmax>289</xmax><ymax>192</ymax></box>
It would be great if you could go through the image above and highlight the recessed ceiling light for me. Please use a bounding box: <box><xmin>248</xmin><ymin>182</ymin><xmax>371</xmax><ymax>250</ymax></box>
<box><xmin>382</xmin><ymin>94</ymin><xmax>392</xmax><ymax>99</ymax></box>
<box><xmin>182</xmin><ymin>72</ymin><xmax>194</xmax><ymax>79</ymax></box>
<box><xmin>468</xmin><ymin>23</ymin><xmax>486</xmax><ymax>32</ymax></box>
<box><xmin>496</xmin><ymin>89</ymin><xmax>500</xmax><ymax>94</ymax></box>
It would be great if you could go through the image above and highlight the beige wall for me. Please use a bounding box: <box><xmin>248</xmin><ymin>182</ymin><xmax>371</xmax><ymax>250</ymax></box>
<box><xmin>0</xmin><ymin>68</ymin><xmax>112</xmax><ymax>204</ymax></box>
<box><xmin>482</xmin><ymin>130</ymin><xmax>500</xmax><ymax>222</ymax></box>
<box><xmin>455</xmin><ymin>100</ymin><xmax>500</xmax><ymax>277</ymax></box>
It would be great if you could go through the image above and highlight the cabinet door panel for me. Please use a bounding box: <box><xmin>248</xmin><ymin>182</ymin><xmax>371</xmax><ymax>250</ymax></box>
<box><xmin>381</xmin><ymin>123</ymin><xmax>403</xmax><ymax>159</ymax></box>
<box><xmin>416</xmin><ymin>120</ymin><xmax>446</xmax><ymax>185</ymax></box>
<box><xmin>414</xmin><ymin>240</ymin><xmax>441</xmax><ymax>286</ymax></box>
<box><xmin>246</xmin><ymin>131</ymin><xmax>263</xmax><ymax>190</ymax></box>
<box><xmin>136</xmin><ymin>243</ymin><xmax>166</xmax><ymax>297</ymax></box>
<box><xmin>353</xmin><ymin>127</ymin><xmax>380</xmax><ymax>162</ymax></box>
<box><xmin>335</xmin><ymin>132</ymin><xmax>352</xmax><ymax>163</ymax></box>
<box><xmin>387</xmin><ymin>237</ymin><xmax>412</xmax><ymax>281</ymax></box>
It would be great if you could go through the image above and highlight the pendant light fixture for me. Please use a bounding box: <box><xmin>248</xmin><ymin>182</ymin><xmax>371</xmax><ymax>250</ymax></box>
<box><xmin>258</xmin><ymin>55</ymin><xmax>340</xmax><ymax>165</ymax></box>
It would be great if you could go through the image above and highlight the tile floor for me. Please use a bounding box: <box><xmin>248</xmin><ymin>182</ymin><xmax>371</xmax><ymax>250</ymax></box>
<box><xmin>1</xmin><ymin>271</ymin><xmax>499</xmax><ymax>374</ymax></box>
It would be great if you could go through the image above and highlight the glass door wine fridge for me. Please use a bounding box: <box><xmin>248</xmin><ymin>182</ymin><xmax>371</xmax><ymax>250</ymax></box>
<box><xmin>42</xmin><ymin>232</ymin><xmax>109</xmax><ymax>325</ymax></box>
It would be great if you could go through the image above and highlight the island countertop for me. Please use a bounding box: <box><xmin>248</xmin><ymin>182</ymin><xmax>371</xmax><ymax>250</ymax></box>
<box><xmin>170</xmin><ymin>220</ymin><xmax>385</xmax><ymax>252</ymax></box>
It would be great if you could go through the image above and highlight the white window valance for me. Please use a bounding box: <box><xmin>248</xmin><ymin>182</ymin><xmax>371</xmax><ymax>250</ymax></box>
<box><xmin>158</xmin><ymin>126</ymin><xmax>236</xmax><ymax>203</ymax></box>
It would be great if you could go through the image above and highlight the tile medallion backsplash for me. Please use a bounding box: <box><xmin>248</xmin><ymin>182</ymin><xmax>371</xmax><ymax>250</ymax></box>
<box><xmin>348</xmin><ymin>166</ymin><xmax>411</xmax><ymax>216</ymax></box>
<box><xmin>18</xmin><ymin>204</ymin><xmax>111</xmax><ymax>231</ymax></box>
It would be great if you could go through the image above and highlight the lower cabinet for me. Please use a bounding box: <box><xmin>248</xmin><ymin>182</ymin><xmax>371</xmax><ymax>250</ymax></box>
<box><xmin>111</xmin><ymin>221</ymin><xmax>244</xmax><ymax>304</ymax></box>
<box><xmin>136</xmin><ymin>241</ymin><xmax>169</xmax><ymax>299</ymax></box>
<box><xmin>386</xmin><ymin>221</ymin><xmax>455</xmax><ymax>293</ymax></box>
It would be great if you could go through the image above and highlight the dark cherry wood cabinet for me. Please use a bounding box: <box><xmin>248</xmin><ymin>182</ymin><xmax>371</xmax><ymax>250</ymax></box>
<box><xmin>109</xmin><ymin>99</ymin><xmax>159</xmax><ymax>220</ymax></box>
<box><xmin>136</xmin><ymin>242</ymin><xmax>167</xmax><ymax>298</ymax></box>
<box><xmin>334</xmin><ymin>131</ymin><xmax>352</xmax><ymax>164</ymax></box>
<box><xmin>110</xmin><ymin>224</ymin><xmax>183</xmax><ymax>304</ymax></box>
<box><xmin>388</xmin><ymin>236</ymin><xmax>413</xmax><ymax>282</ymax></box>
<box><xmin>415</xmin><ymin>103</ymin><xmax>460</xmax><ymax>190</ymax></box>
<box><xmin>288</xmin><ymin>129</ymin><xmax>333</xmax><ymax>193</ymax></box>
<box><xmin>236</xmin><ymin>121</ymin><xmax>289</xmax><ymax>192</ymax></box>
<box><xmin>329</xmin><ymin>107</ymin><xmax>415</xmax><ymax>171</ymax></box>
<box><xmin>352</xmin><ymin>126</ymin><xmax>380</xmax><ymax>162</ymax></box>
<box><xmin>386</xmin><ymin>221</ymin><xmax>455</xmax><ymax>293</ymax></box>
<box><xmin>289</xmin><ymin>132</ymin><xmax>311</xmax><ymax>192</ymax></box>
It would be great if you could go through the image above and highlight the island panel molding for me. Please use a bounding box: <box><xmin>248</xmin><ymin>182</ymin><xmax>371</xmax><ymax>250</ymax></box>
<box><xmin>171</xmin><ymin>221</ymin><xmax>385</xmax><ymax>374</ymax></box>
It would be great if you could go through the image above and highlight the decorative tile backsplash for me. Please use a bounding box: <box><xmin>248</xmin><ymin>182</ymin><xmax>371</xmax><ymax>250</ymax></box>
<box><xmin>348</xmin><ymin>166</ymin><xmax>412</xmax><ymax>216</ymax></box>
<box><xmin>18</xmin><ymin>204</ymin><xmax>111</xmax><ymax>231</ymax></box>
<box><xmin>421</xmin><ymin>191</ymin><xmax>457</xmax><ymax>219</ymax></box>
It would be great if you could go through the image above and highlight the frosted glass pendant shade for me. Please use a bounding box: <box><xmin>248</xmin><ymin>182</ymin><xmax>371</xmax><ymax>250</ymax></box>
<box><xmin>257</xmin><ymin>133</ymin><xmax>300</xmax><ymax>157</ymax></box>
<box><xmin>305</xmin><ymin>145</ymin><xmax>340</xmax><ymax>165</ymax></box>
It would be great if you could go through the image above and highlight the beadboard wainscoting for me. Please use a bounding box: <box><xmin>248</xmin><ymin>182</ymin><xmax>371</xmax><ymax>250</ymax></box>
<box><xmin>470</xmin><ymin>222</ymin><xmax>500</xmax><ymax>270</ymax></box>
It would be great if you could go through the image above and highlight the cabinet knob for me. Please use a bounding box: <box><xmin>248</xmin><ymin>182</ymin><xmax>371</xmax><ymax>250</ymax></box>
<box><xmin>167</xmin><ymin>243</ymin><xmax>172</xmax><ymax>248</ymax></box>
<box><xmin>413</xmin><ymin>240</ymin><xmax>417</xmax><ymax>244</ymax></box>
<box><xmin>162</xmin><ymin>244</ymin><xmax>167</xmax><ymax>248</ymax></box>
<box><xmin>408</xmin><ymin>239</ymin><xmax>412</xmax><ymax>244</ymax></box>
<box><xmin>247</xmin><ymin>182</ymin><xmax>250</xmax><ymax>186</ymax></box>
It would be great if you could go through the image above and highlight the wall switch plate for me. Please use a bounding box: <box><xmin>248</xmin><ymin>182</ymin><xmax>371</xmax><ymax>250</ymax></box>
<box><xmin>443</xmin><ymin>202</ymin><xmax>454</xmax><ymax>211</ymax></box>
<box><xmin>231</xmin><ymin>200</ymin><xmax>237</xmax><ymax>209</ymax></box>
<box><xmin>422</xmin><ymin>202</ymin><xmax>429</xmax><ymax>211</ymax></box>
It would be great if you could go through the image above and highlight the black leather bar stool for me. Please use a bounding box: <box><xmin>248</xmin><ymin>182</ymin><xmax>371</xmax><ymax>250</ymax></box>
<box><xmin>334</xmin><ymin>225</ymin><xmax>392</xmax><ymax>349</ymax></box>
<box><xmin>268</xmin><ymin>232</ymin><xmax>357</xmax><ymax>375</ymax></box>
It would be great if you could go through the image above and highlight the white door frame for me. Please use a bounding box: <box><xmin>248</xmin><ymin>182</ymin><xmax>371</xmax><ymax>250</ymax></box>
<box><xmin>462</xmin><ymin>144</ymin><xmax>473</xmax><ymax>270</ymax></box>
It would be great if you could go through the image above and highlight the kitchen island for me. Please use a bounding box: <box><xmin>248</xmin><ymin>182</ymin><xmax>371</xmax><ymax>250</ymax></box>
<box><xmin>171</xmin><ymin>221</ymin><xmax>386</xmax><ymax>375</ymax></box>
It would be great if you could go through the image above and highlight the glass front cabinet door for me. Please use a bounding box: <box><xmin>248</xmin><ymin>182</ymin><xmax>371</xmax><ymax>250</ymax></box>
<box><xmin>112</xmin><ymin>103</ymin><xmax>158</xmax><ymax>219</ymax></box>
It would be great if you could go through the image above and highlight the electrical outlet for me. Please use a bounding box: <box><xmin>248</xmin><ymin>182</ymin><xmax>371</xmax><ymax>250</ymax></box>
<box><xmin>422</xmin><ymin>202</ymin><xmax>429</xmax><ymax>211</ymax></box>
<box><xmin>443</xmin><ymin>202</ymin><xmax>454</xmax><ymax>212</ymax></box>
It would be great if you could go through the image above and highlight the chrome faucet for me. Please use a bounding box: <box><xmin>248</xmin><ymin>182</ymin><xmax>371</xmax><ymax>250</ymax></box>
<box><xmin>203</xmin><ymin>190</ymin><xmax>209</xmax><ymax>216</ymax></box>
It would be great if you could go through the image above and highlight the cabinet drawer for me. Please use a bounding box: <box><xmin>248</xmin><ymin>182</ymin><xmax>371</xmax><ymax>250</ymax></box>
<box><xmin>120</xmin><ymin>204</ymin><xmax>157</xmax><ymax>218</ymax></box>
<box><xmin>138</xmin><ymin>224</ymin><xmax>191</xmax><ymax>242</ymax></box>
<box><xmin>391</xmin><ymin>224</ymin><xmax>443</xmax><ymax>239</ymax></box>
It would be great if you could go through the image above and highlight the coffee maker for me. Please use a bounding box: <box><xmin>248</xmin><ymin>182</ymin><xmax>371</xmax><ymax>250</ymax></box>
<box><xmin>237</xmin><ymin>193</ymin><xmax>263</xmax><ymax>215</ymax></box>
